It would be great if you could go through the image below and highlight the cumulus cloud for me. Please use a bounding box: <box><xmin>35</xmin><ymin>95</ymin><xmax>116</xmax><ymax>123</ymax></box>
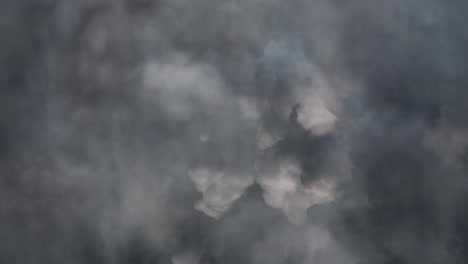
<box><xmin>256</xmin><ymin>157</ymin><xmax>338</xmax><ymax>224</ymax></box>
<box><xmin>296</xmin><ymin>92</ymin><xmax>337</xmax><ymax>136</ymax></box>
<box><xmin>189</xmin><ymin>167</ymin><xmax>254</xmax><ymax>218</ymax></box>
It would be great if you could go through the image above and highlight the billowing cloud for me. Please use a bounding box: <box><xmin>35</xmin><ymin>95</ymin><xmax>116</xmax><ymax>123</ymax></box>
<box><xmin>256</xmin><ymin>157</ymin><xmax>338</xmax><ymax>224</ymax></box>
<box><xmin>189</xmin><ymin>167</ymin><xmax>254</xmax><ymax>218</ymax></box>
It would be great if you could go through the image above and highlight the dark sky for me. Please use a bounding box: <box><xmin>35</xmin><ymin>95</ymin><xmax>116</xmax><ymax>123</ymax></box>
<box><xmin>2</xmin><ymin>0</ymin><xmax>468</xmax><ymax>263</ymax></box>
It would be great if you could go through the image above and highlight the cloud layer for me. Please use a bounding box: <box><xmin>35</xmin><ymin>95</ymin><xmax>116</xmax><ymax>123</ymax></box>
<box><xmin>2</xmin><ymin>0</ymin><xmax>468</xmax><ymax>263</ymax></box>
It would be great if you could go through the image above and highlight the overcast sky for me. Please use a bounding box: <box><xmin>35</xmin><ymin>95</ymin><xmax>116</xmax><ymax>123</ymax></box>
<box><xmin>1</xmin><ymin>0</ymin><xmax>468</xmax><ymax>263</ymax></box>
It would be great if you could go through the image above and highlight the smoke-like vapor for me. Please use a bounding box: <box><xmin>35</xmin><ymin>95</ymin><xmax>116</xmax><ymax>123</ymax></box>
<box><xmin>2</xmin><ymin>0</ymin><xmax>468</xmax><ymax>263</ymax></box>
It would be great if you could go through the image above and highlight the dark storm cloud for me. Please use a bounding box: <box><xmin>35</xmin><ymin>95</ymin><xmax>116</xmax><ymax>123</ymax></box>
<box><xmin>1</xmin><ymin>0</ymin><xmax>468</xmax><ymax>263</ymax></box>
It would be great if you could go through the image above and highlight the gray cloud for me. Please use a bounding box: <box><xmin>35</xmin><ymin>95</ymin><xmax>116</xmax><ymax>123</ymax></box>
<box><xmin>2</xmin><ymin>0</ymin><xmax>468</xmax><ymax>263</ymax></box>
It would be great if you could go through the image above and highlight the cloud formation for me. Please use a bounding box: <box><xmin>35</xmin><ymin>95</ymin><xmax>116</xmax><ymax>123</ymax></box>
<box><xmin>2</xmin><ymin>0</ymin><xmax>468</xmax><ymax>263</ymax></box>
